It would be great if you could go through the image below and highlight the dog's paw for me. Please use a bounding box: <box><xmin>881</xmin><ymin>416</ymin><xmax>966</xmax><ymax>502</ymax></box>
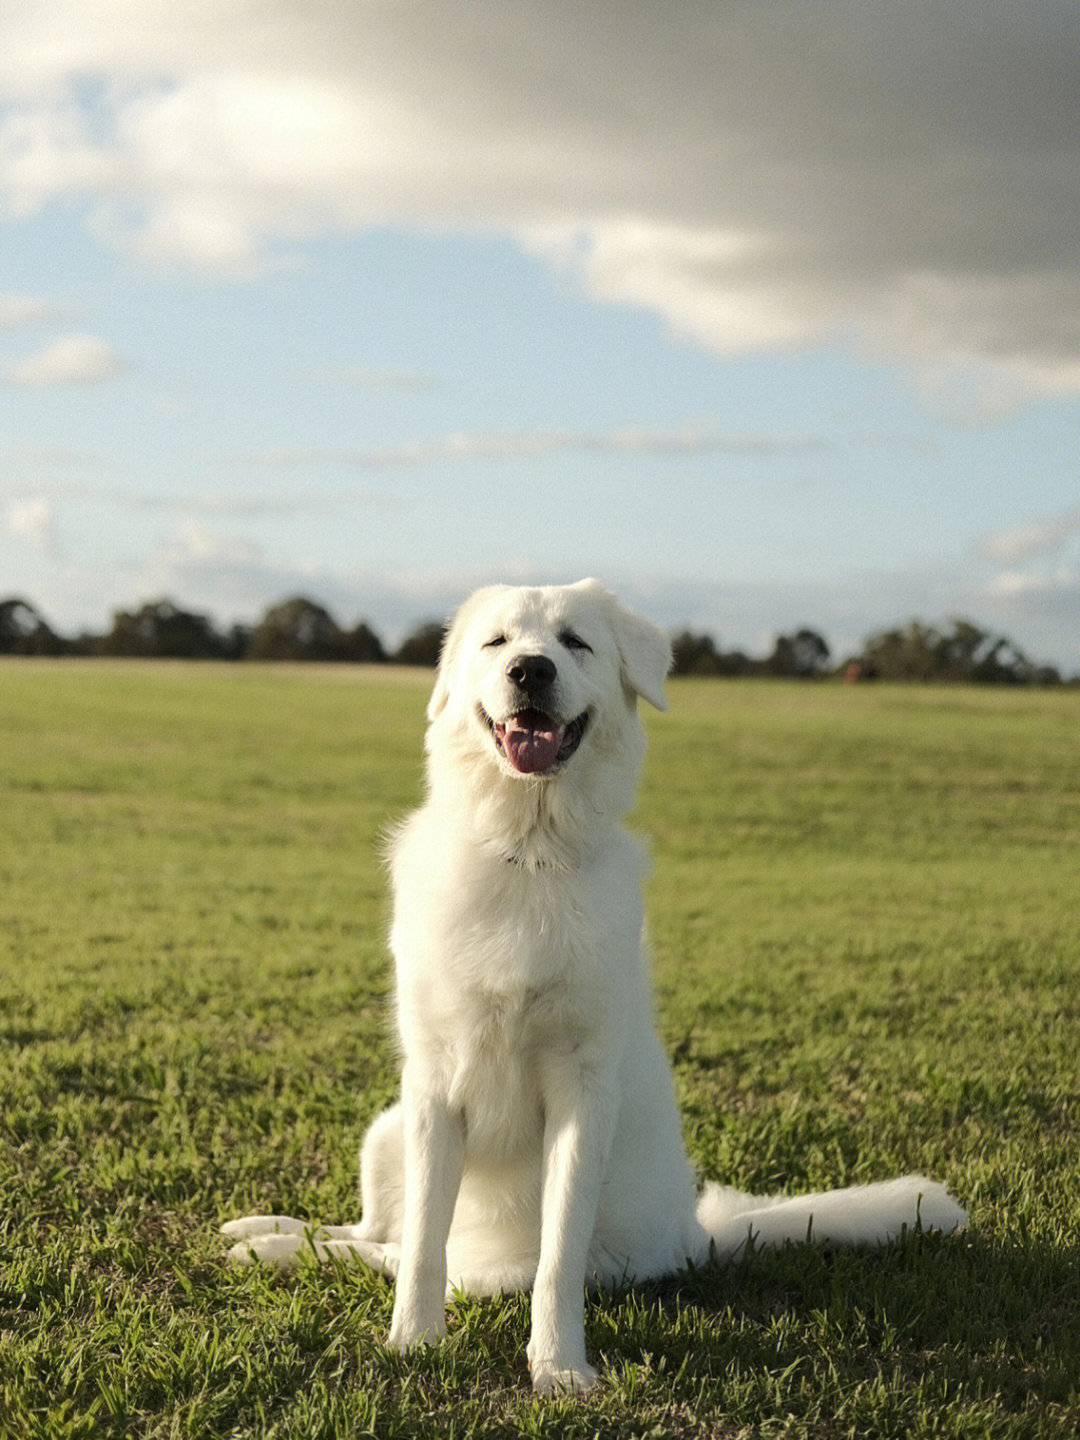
<box><xmin>221</xmin><ymin>1216</ymin><xmax>402</xmax><ymax>1277</ymax></box>
<box><xmin>388</xmin><ymin>1305</ymin><xmax>447</xmax><ymax>1351</ymax></box>
<box><xmin>321</xmin><ymin>1237</ymin><xmax>401</xmax><ymax>1277</ymax></box>
<box><xmin>529</xmin><ymin>1356</ymin><xmax>599</xmax><ymax>1395</ymax></box>
<box><xmin>221</xmin><ymin>1214</ymin><xmax>317</xmax><ymax>1268</ymax></box>
<box><xmin>220</xmin><ymin>1214</ymin><xmax>311</xmax><ymax>1242</ymax></box>
<box><xmin>226</xmin><ymin>1231</ymin><xmax>309</xmax><ymax>1268</ymax></box>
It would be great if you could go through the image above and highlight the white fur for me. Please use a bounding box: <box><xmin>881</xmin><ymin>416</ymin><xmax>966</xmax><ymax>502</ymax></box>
<box><xmin>223</xmin><ymin>578</ymin><xmax>966</xmax><ymax>1394</ymax></box>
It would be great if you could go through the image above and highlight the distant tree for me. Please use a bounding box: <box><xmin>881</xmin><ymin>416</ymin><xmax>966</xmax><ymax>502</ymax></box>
<box><xmin>859</xmin><ymin>621</ymin><xmax>941</xmax><ymax>682</ymax></box>
<box><xmin>221</xmin><ymin>623</ymin><xmax>254</xmax><ymax>661</ymax></box>
<box><xmin>938</xmin><ymin>619</ymin><xmax>987</xmax><ymax>679</ymax></box>
<box><xmin>720</xmin><ymin>649</ymin><xmax>755</xmax><ymax>677</ymax></box>
<box><xmin>670</xmin><ymin>631</ymin><xmax>722</xmax><ymax>676</ymax></box>
<box><xmin>393</xmin><ymin>621</ymin><xmax>445</xmax><ymax>667</ymax></box>
<box><xmin>763</xmin><ymin>628</ymin><xmax>831</xmax><ymax>677</ymax></box>
<box><xmin>340</xmin><ymin>621</ymin><xmax>386</xmax><ymax>664</ymax></box>
<box><xmin>858</xmin><ymin>618</ymin><xmax>1043</xmax><ymax>684</ymax></box>
<box><xmin>1031</xmin><ymin>664</ymin><xmax>1064</xmax><ymax>687</ymax></box>
<box><xmin>98</xmin><ymin>600</ymin><xmax>225</xmax><ymax>658</ymax></box>
<box><xmin>0</xmin><ymin>598</ymin><xmax>66</xmax><ymax>655</ymax></box>
<box><xmin>669</xmin><ymin>630</ymin><xmax>758</xmax><ymax>676</ymax></box>
<box><xmin>245</xmin><ymin>599</ymin><xmax>386</xmax><ymax>662</ymax></box>
<box><xmin>246</xmin><ymin>597</ymin><xmax>344</xmax><ymax>661</ymax></box>
<box><xmin>68</xmin><ymin>631</ymin><xmax>101</xmax><ymax>657</ymax></box>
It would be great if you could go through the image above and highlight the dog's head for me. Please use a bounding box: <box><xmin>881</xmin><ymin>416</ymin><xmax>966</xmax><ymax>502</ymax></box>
<box><xmin>426</xmin><ymin>579</ymin><xmax>671</xmax><ymax>792</ymax></box>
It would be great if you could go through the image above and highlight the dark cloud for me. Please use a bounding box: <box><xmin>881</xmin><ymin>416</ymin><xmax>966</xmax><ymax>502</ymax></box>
<box><xmin>3</xmin><ymin>2</ymin><xmax>1078</xmax><ymax>389</ymax></box>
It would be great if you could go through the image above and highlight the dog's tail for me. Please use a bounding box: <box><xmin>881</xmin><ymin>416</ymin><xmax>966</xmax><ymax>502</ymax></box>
<box><xmin>696</xmin><ymin>1175</ymin><xmax>966</xmax><ymax>1260</ymax></box>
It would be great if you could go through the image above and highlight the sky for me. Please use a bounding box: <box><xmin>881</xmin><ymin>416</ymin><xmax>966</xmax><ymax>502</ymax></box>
<box><xmin>2</xmin><ymin>1</ymin><xmax>1079</xmax><ymax>669</ymax></box>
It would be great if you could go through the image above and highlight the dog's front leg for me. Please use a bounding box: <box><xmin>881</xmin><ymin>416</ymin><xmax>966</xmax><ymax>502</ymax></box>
<box><xmin>388</xmin><ymin>1069</ymin><xmax>464</xmax><ymax>1350</ymax></box>
<box><xmin>528</xmin><ymin>1058</ymin><xmax>617</xmax><ymax>1394</ymax></box>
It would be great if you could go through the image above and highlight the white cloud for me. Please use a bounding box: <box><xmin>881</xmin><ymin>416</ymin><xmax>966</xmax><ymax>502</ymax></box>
<box><xmin>970</xmin><ymin>508</ymin><xmax>1080</xmax><ymax>669</ymax></box>
<box><xmin>2</xmin><ymin>3</ymin><xmax>1079</xmax><ymax>395</ymax></box>
<box><xmin>5</xmin><ymin>334</ymin><xmax>126</xmax><ymax>386</ymax></box>
<box><xmin>978</xmin><ymin>568</ymin><xmax>1080</xmax><ymax>671</ymax></box>
<box><xmin>169</xmin><ymin>520</ymin><xmax>262</xmax><ymax>567</ymax></box>
<box><xmin>244</xmin><ymin>425</ymin><xmax>825</xmax><ymax>470</ymax></box>
<box><xmin>978</xmin><ymin>508</ymin><xmax>1080</xmax><ymax>566</ymax></box>
<box><xmin>6</xmin><ymin>495</ymin><xmax>58</xmax><ymax>549</ymax></box>
<box><xmin>314</xmin><ymin>366</ymin><xmax>439</xmax><ymax>391</ymax></box>
<box><xmin>114</xmin><ymin>521</ymin><xmax>459</xmax><ymax>638</ymax></box>
<box><xmin>0</xmin><ymin>292</ymin><xmax>65</xmax><ymax>328</ymax></box>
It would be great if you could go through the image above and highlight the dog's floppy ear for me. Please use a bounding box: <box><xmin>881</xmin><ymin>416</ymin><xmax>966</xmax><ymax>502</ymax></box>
<box><xmin>426</xmin><ymin>585</ymin><xmax>509</xmax><ymax>721</ymax></box>
<box><xmin>426</xmin><ymin>622</ymin><xmax>454</xmax><ymax>721</ymax></box>
<box><xmin>572</xmin><ymin>578</ymin><xmax>671</xmax><ymax>711</ymax></box>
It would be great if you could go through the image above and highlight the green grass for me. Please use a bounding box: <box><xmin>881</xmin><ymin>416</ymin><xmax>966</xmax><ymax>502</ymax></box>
<box><xmin>1</xmin><ymin>662</ymin><xmax>1078</xmax><ymax>1438</ymax></box>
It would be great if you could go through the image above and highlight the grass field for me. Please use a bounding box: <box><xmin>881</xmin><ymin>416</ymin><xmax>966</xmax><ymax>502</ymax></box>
<box><xmin>1</xmin><ymin>661</ymin><xmax>1078</xmax><ymax>1439</ymax></box>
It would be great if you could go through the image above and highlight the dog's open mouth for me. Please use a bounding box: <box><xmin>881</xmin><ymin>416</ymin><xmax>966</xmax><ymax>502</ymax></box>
<box><xmin>484</xmin><ymin>707</ymin><xmax>589</xmax><ymax>775</ymax></box>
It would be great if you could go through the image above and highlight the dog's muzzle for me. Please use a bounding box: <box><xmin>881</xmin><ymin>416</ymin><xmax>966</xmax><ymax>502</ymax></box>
<box><xmin>484</xmin><ymin>707</ymin><xmax>589</xmax><ymax>775</ymax></box>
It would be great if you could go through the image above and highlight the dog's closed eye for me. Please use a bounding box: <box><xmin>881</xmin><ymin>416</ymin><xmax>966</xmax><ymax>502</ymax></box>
<box><xmin>559</xmin><ymin>631</ymin><xmax>592</xmax><ymax>654</ymax></box>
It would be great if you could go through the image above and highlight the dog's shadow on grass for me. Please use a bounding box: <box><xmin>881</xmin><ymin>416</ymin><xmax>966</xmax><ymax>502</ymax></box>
<box><xmin>579</xmin><ymin>1229</ymin><xmax>1079</xmax><ymax>1411</ymax></box>
<box><xmin>217</xmin><ymin>1221</ymin><xmax>1076</xmax><ymax>1420</ymax></box>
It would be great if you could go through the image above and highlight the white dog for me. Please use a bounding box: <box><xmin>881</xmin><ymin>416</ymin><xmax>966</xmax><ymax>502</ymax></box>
<box><xmin>223</xmin><ymin>579</ymin><xmax>965</xmax><ymax>1393</ymax></box>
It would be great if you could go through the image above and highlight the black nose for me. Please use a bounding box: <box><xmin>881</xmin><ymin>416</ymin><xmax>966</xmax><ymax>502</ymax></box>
<box><xmin>506</xmin><ymin>653</ymin><xmax>557</xmax><ymax>694</ymax></box>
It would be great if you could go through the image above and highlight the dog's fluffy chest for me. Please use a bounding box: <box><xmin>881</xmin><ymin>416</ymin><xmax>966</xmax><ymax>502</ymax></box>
<box><xmin>408</xmin><ymin>885</ymin><xmax>597</xmax><ymax>1161</ymax></box>
<box><xmin>392</xmin><ymin>811</ymin><xmax>639</xmax><ymax>988</ymax></box>
<box><xmin>390</xmin><ymin>821</ymin><xmax>642</xmax><ymax>1159</ymax></box>
<box><xmin>397</xmin><ymin>849</ymin><xmax>607</xmax><ymax>1037</ymax></box>
<box><xmin>442</xmin><ymin>976</ymin><xmax>574</xmax><ymax>1160</ymax></box>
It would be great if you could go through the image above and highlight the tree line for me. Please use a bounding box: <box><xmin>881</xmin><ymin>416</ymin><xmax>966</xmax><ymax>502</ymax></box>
<box><xmin>670</xmin><ymin>619</ymin><xmax>1070</xmax><ymax>685</ymax></box>
<box><xmin>0</xmin><ymin>594</ymin><xmax>1072</xmax><ymax>685</ymax></box>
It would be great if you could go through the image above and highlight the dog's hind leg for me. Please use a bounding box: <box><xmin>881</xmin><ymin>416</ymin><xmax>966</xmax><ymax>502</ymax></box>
<box><xmin>222</xmin><ymin>1104</ymin><xmax>408</xmax><ymax>1269</ymax></box>
<box><xmin>354</xmin><ymin>1103</ymin><xmax>406</xmax><ymax>1243</ymax></box>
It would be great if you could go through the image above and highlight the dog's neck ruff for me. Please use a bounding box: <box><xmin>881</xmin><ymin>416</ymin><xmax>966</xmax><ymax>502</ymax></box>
<box><xmin>477</xmin><ymin>780</ymin><xmax>602</xmax><ymax>874</ymax></box>
<box><xmin>501</xmin><ymin>843</ymin><xmax>557</xmax><ymax>872</ymax></box>
<box><xmin>487</xmin><ymin>797</ymin><xmax>579</xmax><ymax>873</ymax></box>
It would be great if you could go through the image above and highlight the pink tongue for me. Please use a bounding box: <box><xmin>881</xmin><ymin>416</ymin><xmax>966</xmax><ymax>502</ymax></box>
<box><xmin>500</xmin><ymin>712</ymin><xmax>565</xmax><ymax>774</ymax></box>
